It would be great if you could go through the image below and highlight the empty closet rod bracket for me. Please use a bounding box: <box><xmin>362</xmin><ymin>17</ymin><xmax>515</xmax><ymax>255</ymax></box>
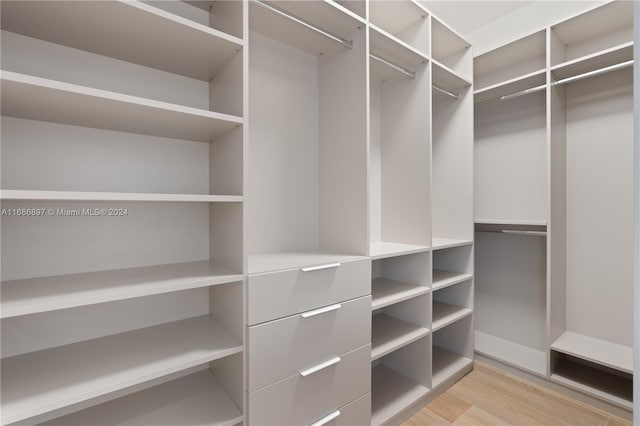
<box><xmin>433</xmin><ymin>84</ymin><xmax>460</xmax><ymax>99</ymax></box>
<box><xmin>370</xmin><ymin>53</ymin><xmax>415</xmax><ymax>79</ymax></box>
<box><xmin>250</xmin><ymin>0</ymin><xmax>353</xmax><ymax>49</ymax></box>
<box><xmin>553</xmin><ymin>59</ymin><xmax>633</xmax><ymax>86</ymax></box>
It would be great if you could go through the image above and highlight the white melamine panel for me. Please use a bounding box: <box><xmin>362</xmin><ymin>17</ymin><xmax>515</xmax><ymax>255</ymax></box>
<box><xmin>431</xmin><ymin>17</ymin><xmax>471</xmax><ymax>79</ymax></box>
<box><xmin>248</xmin><ymin>296</ymin><xmax>371</xmax><ymax>391</ymax></box>
<box><xmin>369</xmin><ymin>0</ymin><xmax>429</xmax><ymax>55</ymax></box>
<box><xmin>369</xmin><ymin>24</ymin><xmax>428</xmax><ymax>74</ymax></box>
<box><xmin>432</xmin><ymin>60</ymin><xmax>471</xmax><ymax>94</ymax></box>
<box><xmin>1</xmin><ymin>315</ymin><xmax>242</xmax><ymax>426</ymax></box>
<box><xmin>0</xmin><ymin>261</ymin><xmax>240</xmax><ymax>319</ymax></box>
<box><xmin>144</xmin><ymin>1</ymin><xmax>210</xmax><ymax>26</ymax></box>
<box><xmin>474</xmin><ymin>70</ymin><xmax>546</xmax><ymax>105</ymax></box>
<box><xmin>371</xmin><ymin>364</ymin><xmax>429</xmax><ymax>426</ymax></box>
<box><xmin>371</xmin><ymin>313</ymin><xmax>430</xmax><ymax>361</ymax></box>
<box><xmin>247</xmin><ymin>32</ymin><xmax>319</xmax><ymax>254</ymax></box>
<box><xmin>369</xmin><ymin>78</ymin><xmax>383</xmax><ymax>244</ymax></box>
<box><xmin>474</xmin><ymin>331</ymin><xmax>546</xmax><ymax>376</ymax></box>
<box><xmin>565</xmin><ymin>68</ymin><xmax>634</xmax><ymax>347</ymax></box>
<box><xmin>431</xmin><ymin>346</ymin><xmax>472</xmax><ymax>388</ymax></box>
<box><xmin>1</xmin><ymin>202</ymin><xmax>209</xmax><ymax>280</ymax></box>
<box><xmin>475</xmin><ymin>232</ymin><xmax>547</xmax><ymax>352</ymax></box>
<box><xmin>432</xmin><ymin>314</ymin><xmax>473</xmax><ymax>361</ymax></box>
<box><xmin>432</xmin><ymin>270</ymin><xmax>472</xmax><ymax>292</ymax></box>
<box><xmin>1</xmin><ymin>289</ymin><xmax>209</xmax><ymax>358</ymax></box>
<box><xmin>474</xmin><ymin>92</ymin><xmax>547</xmax><ymax>223</ymax></box>
<box><xmin>248</xmin><ymin>252</ymin><xmax>364</xmax><ymax>275</ymax></box>
<box><xmin>369</xmin><ymin>241</ymin><xmax>430</xmax><ymax>259</ymax></box>
<box><xmin>0</xmin><ymin>190</ymin><xmax>241</xmax><ymax>203</ymax></box>
<box><xmin>372</xmin><ymin>278</ymin><xmax>430</xmax><ymax>310</ymax></box>
<box><xmin>432</xmin><ymin>301</ymin><xmax>472</xmax><ymax>332</ymax></box>
<box><xmin>551</xmin><ymin>42</ymin><xmax>633</xmax><ymax>82</ymax></box>
<box><xmin>325</xmin><ymin>393</ymin><xmax>371</xmax><ymax>426</ymax></box>
<box><xmin>431</xmin><ymin>237</ymin><xmax>472</xmax><ymax>251</ymax></box>
<box><xmin>0</xmin><ymin>0</ymin><xmax>243</xmax><ymax>81</ymax></box>
<box><xmin>336</xmin><ymin>1</ymin><xmax>366</xmax><ymax>19</ymax></box>
<box><xmin>41</xmin><ymin>370</ymin><xmax>243</xmax><ymax>426</ymax></box>
<box><xmin>248</xmin><ymin>344</ymin><xmax>370</xmax><ymax>426</ymax></box>
<box><xmin>551</xmin><ymin>331</ymin><xmax>632</xmax><ymax>374</ymax></box>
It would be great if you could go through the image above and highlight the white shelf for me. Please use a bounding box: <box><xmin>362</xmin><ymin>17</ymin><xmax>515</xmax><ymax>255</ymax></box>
<box><xmin>430</xmin><ymin>16</ymin><xmax>469</xmax><ymax>63</ymax></box>
<box><xmin>474</xmin><ymin>218</ymin><xmax>548</xmax><ymax>227</ymax></box>
<box><xmin>0</xmin><ymin>190</ymin><xmax>242</xmax><ymax>203</ymax></box>
<box><xmin>474</xmin><ymin>331</ymin><xmax>546</xmax><ymax>376</ymax></box>
<box><xmin>42</xmin><ymin>370</ymin><xmax>243</xmax><ymax>426</ymax></box>
<box><xmin>551</xmin><ymin>42</ymin><xmax>633</xmax><ymax>81</ymax></box>
<box><xmin>551</xmin><ymin>331</ymin><xmax>632</xmax><ymax>374</ymax></box>
<box><xmin>0</xmin><ymin>0</ymin><xmax>242</xmax><ymax>81</ymax></box>
<box><xmin>474</xmin><ymin>69</ymin><xmax>546</xmax><ymax>104</ymax></box>
<box><xmin>369</xmin><ymin>23</ymin><xmax>428</xmax><ymax>78</ymax></box>
<box><xmin>248</xmin><ymin>250</ymin><xmax>365</xmax><ymax>275</ymax></box>
<box><xmin>432</xmin><ymin>60</ymin><xmax>471</xmax><ymax>94</ymax></box>
<box><xmin>1</xmin><ymin>261</ymin><xmax>241</xmax><ymax>319</ymax></box>
<box><xmin>1</xmin><ymin>71</ymin><xmax>242</xmax><ymax>143</ymax></box>
<box><xmin>369</xmin><ymin>0</ymin><xmax>428</xmax><ymax>36</ymax></box>
<box><xmin>372</xmin><ymin>278</ymin><xmax>430</xmax><ymax>310</ymax></box>
<box><xmin>369</xmin><ymin>241</ymin><xmax>430</xmax><ymax>260</ymax></box>
<box><xmin>431</xmin><ymin>237</ymin><xmax>472</xmax><ymax>251</ymax></box>
<box><xmin>371</xmin><ymin>365</ymin><xmax>429</xmax><ymax>426</ymax></box>
<box><xmin>432</xmin><ymin>301</ymin><xmax>472</xmax><ymax>331</ymax></box>
<box><xmin>371</xmin><ymin>314</ymin><xmax>430</xmax><ymax>361</ymax></box>
<box><xmin>432</xmin><ymin>346</ymin><xmax>472</xmax><ymax>388</ymax></box>
<box><xmin>1</xmin><ymin>316</ymin><xmax>243</xmax><ymax>425</ymax></box>
<box><xmin>432</xmin><ymin>269</ymin><xmax>472</xmax><ymax>292</ymax></box>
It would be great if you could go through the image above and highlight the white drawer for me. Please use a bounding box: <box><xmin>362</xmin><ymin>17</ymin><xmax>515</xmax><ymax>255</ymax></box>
<box><xmin>308</xmin><ymin>393</ymin><xmax>371</xmax><ymax>426</ymax></box>
<box><xmin>248</xmin><ymin>258</ymin><xmax>370</xmax><ymax>325</ymax></box>
<box><xmin>248</xmin><ymin>295</ymin><xmax>371</xmax><ymax>391</ymax></box>
<box><xmin>248</xmin><ymin>344</ymin><xmax>371</xmax><ymax>426</ymax></box>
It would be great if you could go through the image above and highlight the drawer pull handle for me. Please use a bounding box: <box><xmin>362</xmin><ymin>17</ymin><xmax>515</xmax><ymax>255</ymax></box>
<box><xmin>309</xmin><ymin>410</ymin><xmax>341</xmax><ymax>426</ymax></box>
<box><xmin>299</xmin><ymin>356</ymin><xmax>341</xmax><ymax>377</ymax></box>
<box><xmin>300</xmin><ymin>262</ymin><xmax>341</xmax><ymax>272</ymax></box>
<box><xmin>300</xmin><ymin>303</ymin><xmax>342</xmax><ymax>318</ymax></box>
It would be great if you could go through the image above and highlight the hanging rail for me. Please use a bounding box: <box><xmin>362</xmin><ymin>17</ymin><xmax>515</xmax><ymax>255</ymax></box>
<box><xmin>476</xmin><ymin>59</ymin><xmax>634</xmax><ymax>105</ymax></box>
<box><xmin>370</xmin><ymin>53</ymin><xmax>415</xmax><ymax>79</ymax></box>
<box><xmin>475</xmin><ymin>229</ymin><xmax>547</xmax><ymax>237</ymax></box>
<box><xmin>250</xmin><ymin>0</ymin><xmax>353</xmax><ymax>49</ymax></box>
<box><xmin>433</xmin><ymin>84</ymin><xmax>460</xmax><ymax>100</ymax></box>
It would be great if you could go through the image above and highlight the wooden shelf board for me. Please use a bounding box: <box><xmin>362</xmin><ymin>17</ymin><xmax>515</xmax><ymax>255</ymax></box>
<box><xmin>41</xmin><ymin>370</ymin><xmax>243</xmax><ymax>426</ymax></box>
<box><xmin>369</xmin><ymin>241</ymin><xmax>430</xmax><ymax>260</ymax></box>
<box><xmin>432</xmin><ymin>301</ymin><xmax>472</xmax><ymax>331</ymax></box>
<box><xmin>474</xmin><ymin>331</ymin><xmax>546</xmax><ymax>376</ymax></box>
<box><xmin>248</xmin><ymin>250</ymin><xmax>365</xmax><ymax>275</ymax></box>
<box><xmin>372</xmin><ymin>278</ymin><xmax>430</xmax><ymax>310</ymax></box>
<box><xmin>1</xmin><ymin>71</ymin><xmax>242</xmax><ymax>143</ymax></box>
<box><xmin>432</xmin><ymin>346</ymin><xmax>473</xmax><ymax>388</ymax></box>
<box><xmin>551</xmin><ymin>364</ymin><xmax>632</xmax><ymax>410</ymax></box>
<box><xmin>369</xmin><ymin>24</ymin><xmax>428</xmax><ymax>77</ymax></box>
<box><xmin>551</xmin><ymin>42</ymin><xmax>633</xmax><ymax>81</ymax></box>
<box><xmin>369</xmin><ymin>0</ymin><xmax>428</xmax><ymax>36</ymax></box>
<box><xmin>474</xmin><ymin>69</ymin><xmax>546</xmax><ymax>104</ymax></box>
<box><xmin>371</xmin><ymin>314</ymin><xmax>430</xmax><ymax>361</ymax></box>
<box><xmin>551</xmin><ymin>331</ymin><xmax>632</xmax><ymax>374</ymax></box>
<box><xmin>432</xmin><ymin>59</ymin><xmax>471</xmax><ymax>93</ymax></box>
<box><xmin>371</xmin><ymin>365</ymin><xmax>429</xmax><ymax>426</ymax></box>
<box><xmin>0</xmin><ymin>190</ymin><xmax>242</xmax><ymax>203</ymax></box>
<box><xmin>0</xmin><ymin>316</ymin><xmax>242</xmax><ymax>425</ymax></box>
<box><xmin>431</xmin><ymin>237</ymin><xmax>472</xmax><ymax>251</ymax></box>
<box><xmin>431</xmin><ymin>269</ymin><xmax>472</xmax><ymax>292</ymax></box>
<box><xmin>1</xmin><ymin>261</ymin><xmax>242</xmax><ymax>319</ymax></box>
<box><xmin>0</xmin><ymin>0</ymin><xmax>242</xmax><ymax>81</ymax></box>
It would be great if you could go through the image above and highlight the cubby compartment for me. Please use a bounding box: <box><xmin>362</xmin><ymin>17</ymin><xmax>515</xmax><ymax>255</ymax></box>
<box><xmin>432</xmin><ymin>280</ymin><xmax>472</xmax><ymax>332</ymax></box>
<box><xmin>0</xmin><ymin>284</ymin><xmax>243</xmax><ymax>425</ymax></box>
<box><xmin>432</xmin><ymin>243</ymin><xmax>472</xmax><ymax>291</ymax></box>
<box><xmin>371</xmin><ymin>337</ymin><xmax>430</xmax><ymax>425</ymax></box>
<box><xmin>372</xmin><ymin>296</ymin><xmax>430</xmax><ymax>361</ymax></box>
<box><xmin>432</xmin><ymin>315</ymin><xmax>473</xmax><ymax>388</ymax></box>
<box><xmin>430</xmin><ymin>16</ymin><xmax>471</xmax><ymax>81</ymax></box>
<box><xmin>371</xmin><ymin>252</ymin><xmax>430</xmax><ymax>310</ymax></box>
<box><xmin>247</xmin><ymin>1</ymin><xmax>368</xmax><ymax>270</ymax></box>
<box><xmin>369</xmin><ymin>0</ymin><xmax>429</xmax><ymax>57</ymax></box>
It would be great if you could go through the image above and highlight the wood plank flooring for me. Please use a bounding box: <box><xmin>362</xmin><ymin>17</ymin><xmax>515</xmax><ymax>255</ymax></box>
<box><xmin>404</xmin><ymin>362</ymin><xmax>632</xmax><ymax>426</ymax></box>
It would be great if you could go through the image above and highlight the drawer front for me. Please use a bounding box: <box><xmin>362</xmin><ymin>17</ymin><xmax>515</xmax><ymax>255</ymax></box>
<box><xmin>248</xmin><ymin>258</ymin><xmax>370</xmax><ymax>325</ymax></box>
<box><xmin>248</xmin><ymin>296</ymin><xmax>371</xmax><ymax>391</ymax></box>
<box><xmin>307</xmin><ymin>393</ymin><xmax>371</xmax><ymax>426</ymax></box>
<box><xmin>248</xmin><ymin>344</ymin><xmax>371</xmax><ymax>426</ymax></box>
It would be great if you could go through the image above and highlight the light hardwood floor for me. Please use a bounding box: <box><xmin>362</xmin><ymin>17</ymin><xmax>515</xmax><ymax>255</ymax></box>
<box><xmin>403</xmin><ymin>363</ymin><xmax>632</xmax><ymax>426</ymax></box>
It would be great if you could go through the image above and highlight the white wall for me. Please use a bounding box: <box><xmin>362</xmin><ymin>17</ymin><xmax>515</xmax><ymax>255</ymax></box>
<box><xmin>634</xmin><ymin>1</ymin><xmax>639</xmax><ymax>422</ymax></box>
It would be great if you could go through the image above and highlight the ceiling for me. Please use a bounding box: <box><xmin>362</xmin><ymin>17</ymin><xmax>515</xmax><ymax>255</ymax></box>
<box><xmin>419</xmin><ymin>1</ymin><xmax>536</xmax><ymax>35</ymax></box>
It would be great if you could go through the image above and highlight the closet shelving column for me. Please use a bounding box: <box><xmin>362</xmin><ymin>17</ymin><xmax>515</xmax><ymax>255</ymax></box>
<box><xmin>367</xmin><ymin>2</ymin><xmax>432</xmax><ymax>424</ymax></box>
<box><xmin>547</xmin><ymin>1</ymin><xmax>634</xmax><ymax>410</ymax></box>
<box><xmin>1</xmin><ymin>1</ymin><xmax>246</xmax><ymax>425</ymax></box>
<box><xmin>246</xmin><ymin>2</ymin><xmax>372</xmax><ymax>425</ymax></box>
<box><xmin>472</xmin><ymin>30</ymin><xmax>549</xmax><ymax>377</ymax></box>
<box><xmin>429</xmin><ymin>14</ymin><xmax>474</xmax><ymax>390</ymax></box>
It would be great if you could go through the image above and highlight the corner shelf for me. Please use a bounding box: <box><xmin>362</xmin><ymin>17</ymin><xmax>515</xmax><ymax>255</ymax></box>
<box><xmin>41</xmin><ymin>370</ymin><xmax>243</xmax><ymax>426</ymax></box>
<box><xmin>0</xmin><ymin>0</ymin><xmax>243</xmax><ymax>81</ymax></box>
<box><xmin>432</xmin><ymin>301</ymin><xmax>472</xmax><ymax>331</ymax></box>
<box><xmin>1</xmin><ymin>261</ymin><xmax>242</xmax><ymax>319</ymax></box>
<box><xmin>0</xmin><ymin>316</ymin><xmax>242</xmax><ymax>425</ymax></box>
<box><xmin>371</xmin><ymin>365</ymin><xmax>430</xmax><ymax>426</ymax></box>
<box><xmin>551</xmin><ymin>331</ymin><xmax>632</xmax><ymax>374</ymax></box>
<box><xmin>1</xmin><ymin>72</ymin><xmax>243</xmax><ymax>143</ymax></box>
<box><xmin>0</xmin><ymin>189</ymin><xmax>242</xmax><ymax>203</ymax></box>
<box><xmin>432</xmin><ymin>269</ymin><xmax>472</xmax><ymax>292</ymax></box>
<box><xmin>432</xmin><ymin>346</ymin><xmax>472</xmax><ymax>388</ymax></box>
<box><xmin>475</xmin><ymin>331</ymin><xmax>546</xmax><ymax>376</ymax></box>
<box><xmin>372</xmin><ymin>278</ymin><xmax>430</xmax><ymax>310</ymax></box>
<box><xmin>431</xmin><ymin>237</ymin><xmax>472</xmax><ymax>251</ymax></box>
<box><xmin>369</xmin><ymin>241</ymin><xmax>430</xmax><ymax>260</ymax></box>
<box><xmin>371</xmin><ymin>314</ymin><xmax>430</xmax><ymax>360</ymax></box>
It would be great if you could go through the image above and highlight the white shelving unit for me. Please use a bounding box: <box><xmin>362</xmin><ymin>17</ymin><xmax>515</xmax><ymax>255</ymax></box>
<box><xmin>474</xmin><ymin>1</ymin><xmax>634</xmax><ymax>411</ymax></box>
<box><xmin>1</xmin><ymin>1</ymin><xmax>246</xmax><ymax>425</ymax></box>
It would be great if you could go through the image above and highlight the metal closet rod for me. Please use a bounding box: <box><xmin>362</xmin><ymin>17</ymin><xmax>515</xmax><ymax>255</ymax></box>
<box><xmin>479</xmin><ymin>59</ymin><xmax>634</xmax><ymax>104</ymax></box>
<box><xmin>433</xmin><ymin>84</ymin><xmax>460</xmax><ymax>99</ymax></box>
<box><xmin>250</xmin><ymin>0</ymin><xmax>353</xmax><ymax>49</ymax></box>
<box><xmin>477</xmin><ymin>229</ymin><xmax>547</xmax><ymax>237</ymax></box>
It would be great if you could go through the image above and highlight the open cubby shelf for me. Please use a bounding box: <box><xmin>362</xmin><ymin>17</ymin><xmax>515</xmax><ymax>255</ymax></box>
<box><xmin>372</xmin><ymin>278</ymin><xmax>430</xmax><ymax>310</ymax></box>
<box><xmin>371</xmin><ymin>365</ymin><xmax>430</xmax><ymax>426</ymax></box>
<box><xmin>372</xmin><ymin>314</ymin><xmax>430</xmax><ymax>361</ymax></box>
